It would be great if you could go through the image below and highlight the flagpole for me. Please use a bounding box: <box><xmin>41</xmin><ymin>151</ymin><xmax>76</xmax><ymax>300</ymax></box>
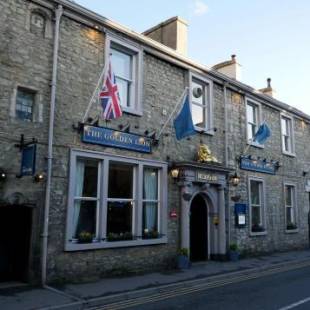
<box><xmin>82</xmin><ymin>61</ymin><xmax>108</xmax><ymax>123</ymax></box>
<box><xmin>157</xmin><ymin>87</ymin><xmax>188</xmax><ymax>140</ymax></box>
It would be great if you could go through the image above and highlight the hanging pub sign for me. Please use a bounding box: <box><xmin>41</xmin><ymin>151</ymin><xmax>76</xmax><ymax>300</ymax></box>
<box><xmin>239</xmin><ymin>155</ymin><xmax>277</xmax><ymax>175</ymax></box>
<box><xmin>82</xmin><ymin>125</ymin><xmax>152</xmax><ymax>153</ymax></box>
<box><xmin>20</xmin><ymin>144</ymin><xmax>36</xmax><ymax>176</ymax></box>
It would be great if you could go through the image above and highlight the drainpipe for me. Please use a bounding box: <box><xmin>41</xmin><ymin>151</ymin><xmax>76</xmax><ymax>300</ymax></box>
<box><xmin>41</xmin><ymin>4</ymin><xmax>63</xmax><ymax>286</ymax></box>
<box><xmin>223</xmin><ymin>83</ymin><xmax>230</xmax><ymax>251</ymax></box>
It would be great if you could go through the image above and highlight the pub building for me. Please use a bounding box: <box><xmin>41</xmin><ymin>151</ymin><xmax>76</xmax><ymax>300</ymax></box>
<box><xmin>1</xmin><ymin>0</ymin><xmax>310</xmax><ymax>284</ymax></box>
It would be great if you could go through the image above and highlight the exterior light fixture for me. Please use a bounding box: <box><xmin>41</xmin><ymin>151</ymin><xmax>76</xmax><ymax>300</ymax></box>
<box><xmin>0</xmin><ymin>168</ymin><xmax>7</xmax><ymax>181</ymax></box>
<box><xmin>34</xmin><ymin>172</ymin><xmax>45</xmax><ymax>183</ymax></box>
<box><xmin>230</xmin><ymin>172</ymin><xmax>240</xmax><ymax>186</ymax></box>
<box><xmin>170</xmin><ymin>168</ymin><xmax>179</xmax><ymax>180</ymax></box>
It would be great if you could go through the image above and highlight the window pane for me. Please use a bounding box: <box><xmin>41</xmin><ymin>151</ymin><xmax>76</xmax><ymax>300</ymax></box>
<box><xmin>72</xmin><ymin>200</ymin><xmax>97</xmax><ymax>241</ymax></box>
<box><xmin>111</xmin><ymin>48</ymin><xmax>131</xmax><ymax>79</ymax></box>
<box><xmin>115</xmin><ymin>77</ymin><xmax>130</xmax><ymax>107</ymax></box>
<box><xmin>75</xmin><ymin>158</ymin><xmax>98</xmax><ymax>197</ymax></box>
<box><xmin>192</xmin><ymin>80</ymin><xmax>204</xmax><ymax>105</ymax></box>
<box><xmin>285</xmin><ymin>186</ymin><xmax>293</xmax><ymax>206</ymax></box>
<box><xmin>143</xmin><ymin>168</ymin><xmax>158</xmax><ymax>200</ymax></box>
<box><xmin>286</xmin><ymin>206</ymin><xmax>293</xmax><ymax>224</ymax></box>
<box><xmin>16</xmin><ymin>88</ymin><xmax>34</xmax><ymax>121</ymax></box>
<box><xmin>252</xmin><ymin>206</ymin><xmax>261</xmax><ymax>226</ymax></box>
<box><xmin>143</xmin><ymin>202</ymin><xmax>158</xmax><ymax>238</ymax></box>
<box><xmin>250</xmin><ymin>181</ymin><xmax>260</xmax><ymax>205</ymax></box>
<box><xmin>247</xmin><ymin>104</ymin><xmax>255</xmax><ymax>123</ymax></box>
<box><xmin>192</xmin><ymin>103</ymin><xmax>205</xmax><ymax>127</ymax></box>
<box><xmin>108</xmin><ymin>163</ymin><xmax>133</xmax><ymax>198</ymax></box>
<box><xmin>107</xmin><ymin>201</ymin><xmax>132</xmax><ymax>238</ymax></box>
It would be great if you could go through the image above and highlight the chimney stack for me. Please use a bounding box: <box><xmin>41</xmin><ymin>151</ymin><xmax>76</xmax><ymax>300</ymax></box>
<box><xmin>211</xmin><ymin>55</ymin><xmax>242</xmax><ymax>80</ymax></box>
<box><xmin>142</xmin><ymin>16</ymin><xmax>188</xmax><ymax>56</ymax></box>
<box><xmin>259</xmin><ymin>78</ymin><xmax>276</xmax><ymax>98</ymax></box>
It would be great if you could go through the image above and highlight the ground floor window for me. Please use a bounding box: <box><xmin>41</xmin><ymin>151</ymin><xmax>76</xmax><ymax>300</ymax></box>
<box><xmin>249</xmin><ymin>177</ymin><xmax>266</xmax><ymax>234</ymax></box>
<box><xmin>66</xmin><ymin>150</ymin><xmax>167</xmax><ymax>250</ymax></box>
<box><xmin>284</xmin><ymin>183</ymin><xmax>297</xmax><ymax>230</ymax></box>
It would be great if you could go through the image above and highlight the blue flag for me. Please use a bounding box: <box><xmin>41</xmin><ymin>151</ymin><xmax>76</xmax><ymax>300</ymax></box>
<box><xmin>253</xmin><ymin>122</ymin><xmax>271</xmax><ymax>144</ymax></box>
<box><xmin>173</xmin><ymin>91</ymin><xmax>196</xmax><ymax>140</ymax></box>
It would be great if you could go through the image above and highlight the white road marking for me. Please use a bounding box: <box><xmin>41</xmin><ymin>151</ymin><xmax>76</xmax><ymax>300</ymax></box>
<box><xmin>278</xmin><ymin>296</ymin><xmax>310</xmax><ymax>310</ymax></box>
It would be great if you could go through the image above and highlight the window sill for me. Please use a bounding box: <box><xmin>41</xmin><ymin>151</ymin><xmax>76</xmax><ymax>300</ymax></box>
<box><xmin>65</xmin><ymin>236</ymin><xmax>167</xmax><ymax>251</ymax></box>
<box><xmin>194</xmin><ymin>127</ymin><xmax>215</xmax><ymax>136</ymax></box>
<box><xmin>282</xmin><ymin>151</ymin><xmax>296</xmax><ymax>158</ymax></box>
<box><xmin>285</xmin><ymin>229</ymin><xmax>299</xmax><ymax>234</ymax></box>
<box><xmin>122</xmin><ymin>107</ymin><xmax>142</xmax><ymax>117</ymax></box>
<box><xmin>250</xmin><ymin>230</ymin><xmax>267</xmax><ymax>237</ymax></box>
<box><xmin>247</xmin><ymin>141</ymin><xmax>264</xmax><ymax>149</ymax></box>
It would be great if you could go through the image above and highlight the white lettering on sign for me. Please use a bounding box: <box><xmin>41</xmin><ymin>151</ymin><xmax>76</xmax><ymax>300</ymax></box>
<box><xmin>197</xmin><ymin>172</ymin><xmax>218</xmax><ymax>182</ymax></box>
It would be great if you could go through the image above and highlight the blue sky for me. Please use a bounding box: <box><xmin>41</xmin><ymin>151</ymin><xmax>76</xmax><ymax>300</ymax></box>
<box><xmin>75</xmin><ymin>0</ymin><xmax>310</xmax><ymax>115</ymax></box>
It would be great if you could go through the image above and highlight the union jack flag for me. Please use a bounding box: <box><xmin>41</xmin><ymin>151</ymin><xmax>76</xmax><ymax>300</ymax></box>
<box><xmin>99</xmin><ymin>61</ymin><xmax>122</xmax><ymax>120</ymax></box>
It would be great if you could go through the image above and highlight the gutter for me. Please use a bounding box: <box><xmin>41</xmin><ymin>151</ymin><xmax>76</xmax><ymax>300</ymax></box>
<box><xmin>41</xmin><ymin>4</ymin><xmax>63</xmax><ymax>285</ymax></box>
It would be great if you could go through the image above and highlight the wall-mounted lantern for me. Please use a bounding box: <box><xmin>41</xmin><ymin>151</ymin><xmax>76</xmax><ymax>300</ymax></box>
<box><xmin>34</xmin><ymin>172</ymin><xmax>45</xmax><ymax>183</ymax></box>
<box><xmin>170</xmin><ymin>168</ymin><xmax>179</xmax><ymax>180</ymax></box>
<box><xmin>0</xmin><ymin>168</ymin><xmax>7</xmax><ymax>182</ymax></box>
<box><xmin>230</xmin><ymin>172</ymin><xmax>240</xmax><ymax>187</ymax></box>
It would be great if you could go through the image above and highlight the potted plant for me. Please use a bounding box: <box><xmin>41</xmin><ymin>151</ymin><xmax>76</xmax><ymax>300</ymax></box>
<box><xmin>177</xmin><ymin>248</ymin><xmax>191</xmax><ymax>269</ymax></box>
<box><xmin>287</xmin><ymin>222</ymin><xmax>297</xmax><ymax>230</ymax></box>
<box><xmin>252</xmin><ymin>224</ymin><xmax>265</xmax><ymax>233</ymax></box>
<box><xmin>143</xmin><ymin>229</ymin><xmax>159</xmax><ymax>239</ymax></box>
<box><xmin>229</xmin><ymin>243</ymin><xmax>240</xmax><ymax>261</ymax></box>
<box><xmin>107</xmin><ymin>232</ymin><xmax>133</xmax><ymax>242</ymax></box>
<box><xmin>78</xmin><ymin>231</ymin><xmax>93</xmax><ymax>243</ymax></box>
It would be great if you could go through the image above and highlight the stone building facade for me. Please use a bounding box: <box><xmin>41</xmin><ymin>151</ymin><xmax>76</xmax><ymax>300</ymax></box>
<box><xmin>0</xmin><ymin>0</ymin><xmax>310</xmax><ymax>284</ymax></box>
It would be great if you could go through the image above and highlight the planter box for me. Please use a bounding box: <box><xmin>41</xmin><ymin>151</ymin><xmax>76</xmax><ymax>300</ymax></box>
<box><xmin>229</xmin><ymin>251</ymin><xmax>240</xmax><ymax>262</ymax></box>
<box><xmin>177</xmin><ymin>255</ymin><xmax>191</xmax><ymax>269</ymax></box>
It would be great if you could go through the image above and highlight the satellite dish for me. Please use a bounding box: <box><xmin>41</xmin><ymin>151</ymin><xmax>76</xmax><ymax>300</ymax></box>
<box><xmin>193</xmin><ymin>87</ymin><xmax>203</xmax><ymax>98</ymax></box>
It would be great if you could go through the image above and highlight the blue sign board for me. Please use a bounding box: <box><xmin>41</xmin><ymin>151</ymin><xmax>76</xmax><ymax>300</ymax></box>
<box><xmin>83</xmin><ymin>125</ymin><xmax>152</xmax><ymax>153</ymax></box>
<box><xmin>21</xmin><ymin>144</ymin><xmax>36</xmax><ymax>176</ymax></box>
<box><xmin>240</xmin><ymin>157</ymin><xmax>276</xmax><ymax>174</ymax></box>
<box><xmin>234</xmin><ymin>203</ymin><xmax>247</xmax><ymax>215</ymax></box>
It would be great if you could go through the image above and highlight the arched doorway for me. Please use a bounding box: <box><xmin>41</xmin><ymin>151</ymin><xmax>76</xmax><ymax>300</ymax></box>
<box><xmin>190</xmin><ymin>194</ymin><xmax>208</xmax><ymax>261</ymax></box>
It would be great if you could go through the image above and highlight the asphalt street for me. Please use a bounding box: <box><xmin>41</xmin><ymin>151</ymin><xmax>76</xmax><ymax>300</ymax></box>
<box><xmin>99</xmin><ymin>265</ymin><xmax>310</xmax><ymax>310</ymax></box>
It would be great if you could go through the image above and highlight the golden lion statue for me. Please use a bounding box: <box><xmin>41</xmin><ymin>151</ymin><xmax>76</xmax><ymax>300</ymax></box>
<box><xmin>197</xmin><ymin>144</ymin><xmax>218</xmax><ymax>163</ymax></box>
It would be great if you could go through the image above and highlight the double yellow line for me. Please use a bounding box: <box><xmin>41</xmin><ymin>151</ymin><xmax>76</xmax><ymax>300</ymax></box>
<box><xmin>89</xmin><ymin>260</ymin><xmax>310</xmax><ymax>310</ymax></box>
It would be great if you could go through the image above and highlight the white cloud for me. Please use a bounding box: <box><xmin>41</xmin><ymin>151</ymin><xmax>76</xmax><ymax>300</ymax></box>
<box><xmin>193</xmin><ymin>0</ymin><xmax>208</xmax><ymax>16</ymax></box>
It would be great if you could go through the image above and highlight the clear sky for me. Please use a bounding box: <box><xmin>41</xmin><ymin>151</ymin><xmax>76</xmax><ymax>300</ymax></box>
<box><xmin>75</xmin><ymin>0</ymin><xmax>310</xmax><ymax>115</ymax></box>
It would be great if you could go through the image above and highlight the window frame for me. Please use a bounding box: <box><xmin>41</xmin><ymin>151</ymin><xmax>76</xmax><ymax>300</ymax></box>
<box><xmin>105</xmin><ymin>34</ymin><xmax>143</xmax><ymax>116</ymax></box>
<box><xmin>65</xmin><ymin>149</ymin><xmax>167</xmax><ymax>251</ymax></box>
<box><xmin>189</xmin><ymin>72</ymin><xmax>214</xmax><ymax>135</ymax></box>
<box><xmin>283</xmin><ymin>182</ymin><xmax>298</xmax><ymax>233</ymax></box>
<box><xmin>280</xmin><ymin>113</ymin><xmax>295</xmax><ymax>157</ymax></box>
<box><xmin>248</xmin><ymin>176</ymin><xmax>267</xmax><ymax>236</ymax></box>
<box><xmin>245</xmin><ymin>98</ymin><xmax>264</xmax><ymax>148</ymax></box>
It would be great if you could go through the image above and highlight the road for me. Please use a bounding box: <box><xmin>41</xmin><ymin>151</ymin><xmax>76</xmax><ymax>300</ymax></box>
<box><xmin>96</xmin><ymin>265</ymin><xmax>310</xmax><ymax>310</ymax></box>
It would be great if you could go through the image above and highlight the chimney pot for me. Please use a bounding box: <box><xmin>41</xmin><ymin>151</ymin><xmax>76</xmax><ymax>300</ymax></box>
<box><xmin>267</xmin><ymin>78</ymin><xmax>271</xmax><ymax>88</ymax></box>
<box><xmin>231</xmin><ymin>54</ymin><xmax>236</xmax><ymax>62</ymax></box>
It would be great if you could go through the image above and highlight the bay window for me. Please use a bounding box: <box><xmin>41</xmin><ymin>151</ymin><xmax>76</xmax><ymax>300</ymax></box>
<box><xmin>66</xmin><ymin>151</ymin><xmax>167</xmax><ymax>250</ymax></box>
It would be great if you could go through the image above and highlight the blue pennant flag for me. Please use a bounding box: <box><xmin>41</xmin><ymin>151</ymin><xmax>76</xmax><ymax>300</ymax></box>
<box><xmin>253</xmin><ymin>122</ymin><xmax>271</xmax><ymax>144</ymax></box>
<box><xmin>173</xmin><ymin>90</ymin><xmax>196</xmax><ymax>140</ymax></box>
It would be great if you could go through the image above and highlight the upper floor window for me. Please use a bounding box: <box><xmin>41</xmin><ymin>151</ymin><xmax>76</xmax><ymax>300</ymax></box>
<box><xmin>281</xmin><ymin>115</ymin><xmax>295</xmax><ymax>155</ymax></box>
<box><xmin>66</xmin><ymin>151</ymin><xmax>167</xmax><ymax>251</ymax></box>
<box><xmin>246</xmin><ymin>99</ymin><xmax>262</xmax><ymax>146</ymax></box>
<box><xmin>190</xmin><ymin>73</ymin><xmax>213</xmax><ymax>133</ymax></box>
<box><xmin>16</xmin><ymin>88</ymin><xmax>35</xmax><ymax>121</ymax></box>
<box><xmin>284</xmin><ymin>183</ymin><xmax>297</xmax><ymax>231</ymax></box>
<box><xmin>249</xmin><ymin>177</ymin><xmax>266</xmax><ymax>234</ymax></box>
<box><xmin>30</xmin><ymin>12</ymin><xmax>46</xmax><ymax>37</ymax></box>
<box><xmin>108</xmin><ymin>36</ymin><xmax>142</xmax><ymax>115</ymax></box>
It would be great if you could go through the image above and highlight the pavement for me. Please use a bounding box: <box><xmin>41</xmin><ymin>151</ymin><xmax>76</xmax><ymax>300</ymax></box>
<box><xmin>1</xmin><ymin>249</ymin><xmax>310</xmax><ymax>310</ymax></box>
